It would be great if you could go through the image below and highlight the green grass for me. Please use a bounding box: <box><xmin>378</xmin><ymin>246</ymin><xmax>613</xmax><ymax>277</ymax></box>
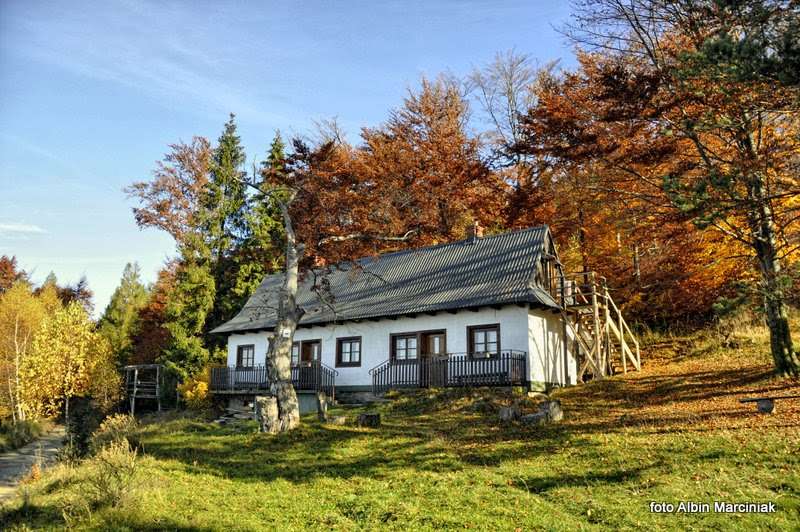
<box><xmin>2</xmin><ymin>326</ymin><xmax>799</xmax><ymax>531</ymax></box>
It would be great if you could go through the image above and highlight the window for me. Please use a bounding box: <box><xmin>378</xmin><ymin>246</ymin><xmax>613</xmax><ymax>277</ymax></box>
<box><xmin>336</xmin><ymin>337</ymin><xmax>362</xmax><ymax>367</ymax></box>
<box><xmin>291</xmin><ymin>342</ymin><xmax>300</xmax><ymax>366</ymax></box>
<box><xmin>236</xmin><ymin>344</ymin><xmax>255</xmax><ymax>368</ymax></box>
<box><xmin>392</xmin><ymin>334</ymin><xmax>418</xmax><ymax>361</ymax></box>
<box><xmin>468</xmin><ymin>324</ymin><xmax>500</xmax><ymax>357</ymax></box>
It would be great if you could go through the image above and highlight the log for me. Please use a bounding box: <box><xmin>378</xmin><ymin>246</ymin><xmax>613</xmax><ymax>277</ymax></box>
<box><xmin>356</xmin><ymin>413</ymin><xmax>380</xmax><ymax>428</ymax></box>
<box><xmin>255</xmin><ymin>395</ymin><xmax>280</xmax><ymax>434</ymax></box>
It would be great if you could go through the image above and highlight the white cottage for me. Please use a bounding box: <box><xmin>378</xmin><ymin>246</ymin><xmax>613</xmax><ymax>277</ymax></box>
<box><xmin>210</xmin><ymin>225</ymin><xmax>638</xmax><ymax>407</ymax></box>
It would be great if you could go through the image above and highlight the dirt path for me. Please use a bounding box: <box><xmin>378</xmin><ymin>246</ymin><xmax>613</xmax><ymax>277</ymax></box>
<box><xmin>0</xmin><ymin>426</ymin><xmax>65</xmax><ymax>503</ymax></box>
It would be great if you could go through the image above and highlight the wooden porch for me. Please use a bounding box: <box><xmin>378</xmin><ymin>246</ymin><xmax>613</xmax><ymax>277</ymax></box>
<box><xmin>210</xmin><ymin>362</ymin><xmax>337</xmax><ymax>398</ymax></box>
<box><xmin>370</xmin><ymin>350</ymin><xmax>527</xmax><ymax>395</ymax></box>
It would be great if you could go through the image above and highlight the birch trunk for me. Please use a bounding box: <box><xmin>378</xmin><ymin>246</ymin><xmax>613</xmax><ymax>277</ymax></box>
<box><xmin>263</xmin><ymin>199</ymin><xmax>303</xmax><ymax>432</ymax></box>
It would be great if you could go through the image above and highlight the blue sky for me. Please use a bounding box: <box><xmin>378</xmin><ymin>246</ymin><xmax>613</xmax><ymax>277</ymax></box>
<box><xmin>0</xmin><ymin>0</ymin><xmax>575</xmax><ymax>316</ymax></box>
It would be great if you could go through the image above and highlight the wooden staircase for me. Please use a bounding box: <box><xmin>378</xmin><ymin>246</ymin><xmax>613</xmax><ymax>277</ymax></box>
<box><xmin>556</xmin><ymin>271</ymin><xmax>641</xmax><ymax>382</ymax></box>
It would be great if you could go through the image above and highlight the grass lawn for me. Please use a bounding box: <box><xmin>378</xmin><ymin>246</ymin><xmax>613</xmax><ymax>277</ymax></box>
<box><xmin>2</xmin><ymin>324</ymin><xmax>799</xmax><ymax>530</ymax></box>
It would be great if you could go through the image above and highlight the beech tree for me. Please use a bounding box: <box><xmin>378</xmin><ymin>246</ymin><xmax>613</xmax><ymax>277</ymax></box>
<box><xmin>560</xmin><ymin>0</ymin><xmax>800</xmax><ymax>374</ymax></box>
<box><xmin>127</xmin><ymin>137</ymin><xmax>218</xmax><ymax>377</ymax></box>
<box><xmin>358</xmin><ymin>77</ymin><xmax>505</xmax><ymax>242</ymax></box>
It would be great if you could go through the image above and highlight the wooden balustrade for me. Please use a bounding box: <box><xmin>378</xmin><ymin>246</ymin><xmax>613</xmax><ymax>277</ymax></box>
<box><xmin>370</xmin><ymin>350</ymin><xmax>527</xmax><ymax>395</ymax></box>
<box><xmin>210</xmin><ymin>362</ymin><xmax>336</xmax><ymax>397</ymax></box>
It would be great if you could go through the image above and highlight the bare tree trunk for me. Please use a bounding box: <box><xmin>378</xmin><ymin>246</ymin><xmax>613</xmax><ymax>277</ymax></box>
<box><xmin>6</xmin><ymin>372</ymin><xmax>15</xmax><ymax>424</ymax></box>
<box><xmin>263</xmin><ymin>199</ymin><xmax>303</xmax><ymax>432</ymax></box>
<box><xmin>748</xmin><ymin>173</ymin><xmax>798</xmax><ymax>376</ymax></box>
<box><xmin>12</xmin><ymin>316</ymin><xmax>25</xmax><ymax>422</ymax></box>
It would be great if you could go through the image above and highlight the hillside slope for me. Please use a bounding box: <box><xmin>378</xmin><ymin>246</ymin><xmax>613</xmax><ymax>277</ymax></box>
<box><xmin>2</xmin><ymin>322</ymin><xmax>798</xmax><ymax>530</ymax></box>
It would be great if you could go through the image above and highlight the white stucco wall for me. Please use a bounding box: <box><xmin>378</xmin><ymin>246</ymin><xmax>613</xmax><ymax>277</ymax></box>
<box><xmin>527</xmin><ymin>309</ymin><xmax>576</xmax><ymax>387</ymax></box>
<box><xmin>226</xmin><ymin>304</ymin><xmax>574</xmax><ymax>389</ymax></box>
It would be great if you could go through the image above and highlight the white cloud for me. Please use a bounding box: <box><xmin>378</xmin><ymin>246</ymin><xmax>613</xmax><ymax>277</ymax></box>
<box><xmin>0</xmin><ymin>223</ymin><xmax>46</xmax><ymax>235</ymax></box>
<box><xmin>13</xmin><ymin>1</ymin><xmax>291</xmax><ymax>126</ymax></box>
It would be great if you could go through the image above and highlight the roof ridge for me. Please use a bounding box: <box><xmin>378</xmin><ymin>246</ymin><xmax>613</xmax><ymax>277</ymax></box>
<box><xmin>357</xmin><ymin>224</ymin><xmax>549</xmax><ymax>263</ymax></box>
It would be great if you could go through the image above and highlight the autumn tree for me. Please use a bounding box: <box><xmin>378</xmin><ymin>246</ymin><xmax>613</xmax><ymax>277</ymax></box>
<box><xmin>21</xmin><ymin>302</ymin><xmax>117</xmax><ymax>423</ymax></box>
<box><xmin>128</xmin><ymin>264</ymin><xmax>176</xmax><ymax>365</ymax></box>
<box><xmin>98</xmin><ymin>262</ymin><xmax>149</xmax><ymax>366</ymax></box>
<box><xmin>559</xmin><ymin>0</ymin><xmax>800</xmax><ymax>374</ymax></box>
<box><xmin>127</xmin><ymin>137</ymin><xmax>217</xmax><ymax>377</ymax></box>
<box><xmin>0</xmin><ymin>283</ymin><xmax>47</xmax><ymax>421</ymax></box>
<box><xmin>0</xmin><ymin>256</ymin><xmax>27</xmax><ymax>293</ymax></box>
<box><xmin>357</xmin><ymin>77</ymin><xmax>505</xmax><ymax>243</ymax></box>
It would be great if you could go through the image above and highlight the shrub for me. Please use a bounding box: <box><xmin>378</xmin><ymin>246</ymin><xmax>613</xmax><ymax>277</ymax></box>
<box><xmin>0</xmin><ymin>419</ymin><xmax>51</xmax><ymax>452</ymax></box>
<box><xmin>65</xmin><ymin>397</ymin><xmax>104</xmax><ymax>457</ymax></box>
<box><xmin>90</xmin><ymin>414</ymin><xmax>139</xmax><ymax>454</ymax></box>
<box><xmin>85</xmin><ymin>439</ymin><xmax>139</xmax><ymax>508</ymax></box>
<box><xmin>177</xmin><ymin>367</ymin><xmax>211</xmax><ymax>411</ymax></box>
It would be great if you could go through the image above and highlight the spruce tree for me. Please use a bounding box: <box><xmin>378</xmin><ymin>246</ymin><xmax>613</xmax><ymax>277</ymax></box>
<box><xmin>98</xmin><ymin>262</ymin><xmax>149</xmax><ymax>366</ymax></box>
<box><xmin>233</xmin><ymin>131</ymin><xmax>287</xmax><ymax>301</ymax></box>
<box><xmin>203</xmin><ymin>114</ymin><xmax>249</xmax><ymax>338</ymax></box>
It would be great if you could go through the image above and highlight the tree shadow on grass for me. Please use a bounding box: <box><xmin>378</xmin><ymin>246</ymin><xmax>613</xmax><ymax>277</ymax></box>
<box><xmin>138</xmin><ymin>410</ymin><xmax>591</xmax><ymax>486</ymax></box>
<box><xmin>0</xmin><ymin>499</ymin><xmax>214</xmax><ymax>531</ymax></box>
<box><xmin>511</xmin><ymin>462</ymin><xmax>659</xmax><ymax>494</ymax></box>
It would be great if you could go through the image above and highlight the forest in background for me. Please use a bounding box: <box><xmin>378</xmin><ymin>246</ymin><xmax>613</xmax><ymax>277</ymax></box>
<box><xmin>1</xmin><ymin>0</ymin><xmax>799</xmax><ymax>426</ymax></box>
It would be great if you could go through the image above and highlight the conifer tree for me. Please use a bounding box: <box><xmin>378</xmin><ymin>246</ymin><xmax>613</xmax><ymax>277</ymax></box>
<box><xmin>203</xmin><ymin>114</ymin><xmax>250</xmax><ymax>336</ymax></box>
<box><xmin>98</xmin><ymin>262</ymin><xmax>149</xmax><ymax>366</ymax></box>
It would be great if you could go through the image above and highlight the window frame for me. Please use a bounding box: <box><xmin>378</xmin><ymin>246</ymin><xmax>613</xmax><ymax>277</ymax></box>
<box><xmin>236</xmin><ymin>344</ymin><xmax>256</xmax><ymax>368</ymax></box>
<box><xmin>336</xmin><ymin>336</ymin><xmax>362</xmax><ymax>367</ymax></box>
<box><xmin>467</xmin><ymin>324</ymin><xmax>501</xmax><ymax>358</ymax></box>
<box><xmin>290</xmin><ymin>341</ymin><xmax>300</xmax><ymax>367</ymax></box>
<box><xmin>390</xmin><ymin>333</ymin><xmax>419</xmax><ymax>362</ymax></box>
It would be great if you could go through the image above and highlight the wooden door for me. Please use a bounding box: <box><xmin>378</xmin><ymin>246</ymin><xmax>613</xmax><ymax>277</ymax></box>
<box><xmin>301</xmin><ymin>340</ymin><xmax>321</xmax><ymax>365</ymax></box>
<box><xmin>420</xmin><ymin>332</ymin><xmax>446</xmax><ymax>387</ymax></box>
<box><xmin>298</xmin><ymin>340</ymin><xmax>321</xmax><ymax>390</ymax></box>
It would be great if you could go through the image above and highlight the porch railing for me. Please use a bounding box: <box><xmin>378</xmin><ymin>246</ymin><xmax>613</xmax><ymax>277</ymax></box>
<box><xmin>210</xmin><ymin>362</ymin><xmax>337</xmax><ymax>397</ymax></box>
<box><xmin>369</xmin><ymin>350</ymin><xmax>527</xmax><ymax>395</ymax></box>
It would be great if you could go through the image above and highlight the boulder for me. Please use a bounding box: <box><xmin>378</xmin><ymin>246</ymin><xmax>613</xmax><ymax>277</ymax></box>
<box><xmin>356</xmin><ymin>412</ymin><xmax>381</xmax><ymax>428</ymax></box>
<box><xmin>526</xmin><ymin>391</ymin><xmax>550</xmax><ymax>401</ymax></box>
<box><xmin>520</xmin><ymin>412</ymin><xmax>548</xmax><ymax>426</ymax></box>
<box><xmin>326</xmin><ymin>415</ymin><xmax>348</xmax><ymax>426</ymax></box>
<box><xmin>757</xmin><ymin>399</ymin><xmax>775</xmax><ymax>414</ymax></box>
<box><xmin>538</xmin><ymin>400</ymin><xmax>563</xmax><ymax>422</ymax></box>
<box><xmin>498</xmin><ymin>403</ymin><xmax>521</xmax><ymax>422</ymax></box>
<box><xmin>520</xmin><ymin>400</ymin><xmax>564</xmax><ymax>426</ymax></box>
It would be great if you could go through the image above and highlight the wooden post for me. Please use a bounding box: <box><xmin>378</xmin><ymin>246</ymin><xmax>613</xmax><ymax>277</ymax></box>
<box><xmin>559</xmin><ymin>265</ymin><xmax>570</xmax><ymax>385</ymax></box>
<box><xmin>620</xmin><ymin>309</ymin><xmax>628</xmax><ymax>374</ymax></box>
<box><xmin>131</xmin><ymin>368</ymin><xmax>139</xmax><ymax>415</ymax></box>
<box><xmin>317</xmin><ymin>391</ymin><xmax>328</xmax><ymax>422</ymax></box>
<box><xmin>590</xmin><ymin>273</ymin><xmax>603</xmax><ymax>377</ymax></box>
<box><xmin>156</xmin><ymin>365</ymin><xmax>162</xmax><ymax>412</ymax></box>
<box><xmin>603</xmin><ymin>284</ymin><xmax>611</xmax><ymax>374</ymax></box>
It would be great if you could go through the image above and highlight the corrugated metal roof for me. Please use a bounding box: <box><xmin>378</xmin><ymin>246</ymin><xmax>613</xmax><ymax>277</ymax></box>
<box><xmin>211</xmin><ymin>225</ymin><xmax>559</xmax><ymax>334</ymax></box>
